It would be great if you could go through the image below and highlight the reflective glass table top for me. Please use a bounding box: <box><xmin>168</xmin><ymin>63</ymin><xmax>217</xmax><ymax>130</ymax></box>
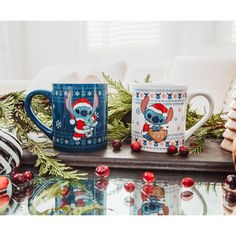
<box><xmin>1</xmin><ymin>174</ymin><xmax>232</xmax><ymax>215</ymax></box>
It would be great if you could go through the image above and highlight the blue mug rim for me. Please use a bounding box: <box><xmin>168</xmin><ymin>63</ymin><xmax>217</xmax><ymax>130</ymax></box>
<box><xmin>52</xmin><ymin>82</ymin><xmax>107</xmax><ymax>86</ymax></box>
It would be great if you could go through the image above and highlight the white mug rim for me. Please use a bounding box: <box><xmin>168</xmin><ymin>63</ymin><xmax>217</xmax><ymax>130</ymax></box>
<box><xmin>132</xmin><ymin>83</ymin><xmax>187</xmax><ymax>90</ymax></box>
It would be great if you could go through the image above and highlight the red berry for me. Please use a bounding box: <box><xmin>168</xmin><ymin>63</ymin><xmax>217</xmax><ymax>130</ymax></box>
<box><xmin>141</xmin><ymin>184</ymin><xmax>154</xmax><ymax>200</ymax></box>
<box><xmin>143</xmin><ymin>171</ymin><xmax>155</xmax><ymax>183</ymax></box>
<box><xmin>95</xmin><ymin>165</ymin><xmax>110</xmax><ymax>178</ymax></box>
<box><xmin>23</xmin><ymin>171</ymin><xmax>34</xmax><ymax>182</ymax></box>
<box><xmin>167</xmin><ymin>145</ymin><xmax>178</xmax><ymax>155</ymax></box>
<box><xmin>180</xmin><ymin>191</ymin><xmax>193</xmax><ymax>201</ymax></box>
<box><xmin>225</xmin><ymin>175</ymin><xmax>236</xmax><ymax>190</ymax></box>
<box><xmin>142</xmin><ymin>184</ymin><xmax>154</xmax><ymax>194</ymax></box>
<box><xmin>95</xmin><ymin>178</ymin><xmax>109</xmax><ymax>190</ymax></box>
<box><xmin>112</xmin><ymin>140</ymin><xmax>122</xmax><ymax>150</ymax></box>
<box><xmin>124</xmin><ymin>182</ymin><xmax>136</xmax><ymax>193</ymax></box>
<box><xmin>181</xmin><ymin>177</ymin><xmax>194</xmax><ymax>188</ymax></box>
<box><xmin>179</xmin><ymin>146</ymin><xmax>189</xmax><ymax>157</ymax></box>
<box><xmin>0</xmin><ymin>176</ymin><xmax>9</xmax><ymax>190</ymax></box>
<box><xmin>124</xmin><ymin>197</ymin><xmax>135</xmax><ymax>207</ymax></box>
<box><xmin>11</xmin><ymin>173</ymin><xmax>25</xmax><ymax>185</ymax></box>
<box><xmin>131</xmin><ymin>141</ymin><xmax>141</xmax><ymax>152</ymax></box>
<box><xmin>225</xmin><ymin>192</ymin><xmax>236</xmax><ymax>207</ymax></box>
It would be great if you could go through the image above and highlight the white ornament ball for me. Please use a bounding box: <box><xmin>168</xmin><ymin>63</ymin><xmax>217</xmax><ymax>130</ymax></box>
<box><xmin>70</xmin><ymin>119</ymin><xmax>76</xmax><ymax>125</ymax></box>
<box><xmin>0</xmin><ymin>130</ymin><xmax>22</xmax><ymax>175</ymax></box>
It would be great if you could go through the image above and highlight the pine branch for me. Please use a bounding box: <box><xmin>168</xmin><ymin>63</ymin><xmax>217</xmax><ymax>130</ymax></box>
<box><xmin>103</xmin><ymin>73</ymin><xmax>132</xmax><ymax>141</ymax></box>
<box><xmin>108</xmin><ymin>119</ymin><xmax>131</xmax><ymax>141</ymax></box>
<box><xmin>144</xmin><ymin>74</ymin><xmax>151</xmax><ymax>83</ymax></box>
<box><xmin>0</xmin><ymin>91</ymin><xmax>87</xmax><ymax>179</ymax></box>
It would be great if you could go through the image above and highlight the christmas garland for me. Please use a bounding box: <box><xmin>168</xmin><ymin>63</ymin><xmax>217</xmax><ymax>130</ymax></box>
<box><xmin>0</xmin><ymin>75</ymin><xmax>226</xmax><ymax>179</ymax></box>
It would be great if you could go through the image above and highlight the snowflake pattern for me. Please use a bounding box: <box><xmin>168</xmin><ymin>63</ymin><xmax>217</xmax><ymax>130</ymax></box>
<box><xmin>55</xmin><ymin>120</ymin><xmax>62</xmax><ymax>129</ymax></box>
<box><xmin>87</xmin><ymin>91</ymin><xmax>93</xmax><ymax>96</ymax></box>
<box><xmin>75</xmin><ymin>91</ymin><xmax>80</xmax><ymax>96</ymax></box>
<box><xmin>98</xmin><ymin>91</ymin><xmax>102</xmax><ymax>96</ymax></box>
<box><xmin>87</xmin><ymin>139</ymin><xmax>92</xmax><ymax>145</ymax></box>
<box><xmin>64</xmin><ymin>139</ymin><xmax>69</xmax><ymax>144</ymax></box>
<box><xmin>75</xmin><ymin>141</ymin><xmax>80</xmax><ymax>145</ymax></box>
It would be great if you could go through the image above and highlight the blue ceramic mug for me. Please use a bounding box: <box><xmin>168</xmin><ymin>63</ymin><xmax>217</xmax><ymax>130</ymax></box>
<box><xmin>24</xmin><ymin>83</ymin><xmax>108</xmax><ymax>152</ymax></box>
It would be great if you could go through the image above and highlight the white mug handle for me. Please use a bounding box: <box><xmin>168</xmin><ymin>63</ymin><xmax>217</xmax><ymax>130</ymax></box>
<box><xmin>185</xmin><ymin>91</ymin><xmax>214</xmax><ymax>141</ymax></box>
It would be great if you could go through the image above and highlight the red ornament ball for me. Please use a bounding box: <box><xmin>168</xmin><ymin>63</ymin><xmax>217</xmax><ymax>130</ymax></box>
<box><xmin>95</xmin><ymin>165</ymin><xmax>110</xmax><ymax>178</ymax></box>
<box><xmin>143</xmin><ymin>171</ymin><xmax>155</xmax><ymax>183</ymax></box>
<box><xmin>179</xmin><ymin>146</ymin><xmax>189</xmax><ymax>157</ymax></box>
<box><xmin>131</xmin><ymin>141</ymin><xmax>141</xmax><ymax>152</ymax></box>
<box><xmin>181</xmin><ymin>177</ymin><xmax>195</xmax><ymax>188</ymax></box>
<box><xmin>167</xmin><ymin>145</ymin><xmax>178</xmax><ymax>155</ymax></box>
<box><xmin>111</xmin><ymin>140</ymin><xmax>122</xmax><ymax>150</ymax></box>
<box><xmin>11</xmin><ymin>173</ymin><xmax>26</xmax><ymax>185</ymax></box>
<box><xmin>225</xmin><ymin>175</ymin><xmax>236</xmax><ymax>190</ymax></box>
<box><xmin>124</xmin><ymin>182</ymin><xmax>136</xmax><ymax>193</ymax></box>
<box><xmin>0</xmin><ymin>176</ymin><xmax>9</xmax><ymax>191</ymax></box>
<box><xmin>23</xmin><ymin>171</ymin><xmax>34</xmax><ymax>182</ymax></box>
<box><xmin>0</xmin><ymin>195</ymin><xmax>10</xmax><ymax>207</ymax></box>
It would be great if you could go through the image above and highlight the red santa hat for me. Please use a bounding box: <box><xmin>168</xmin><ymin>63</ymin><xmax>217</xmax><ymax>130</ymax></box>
<box><xmin>70</xmin><ymin>98</ymin><xmax>93</xmax><ymax>125</ymax></box>
<box><xmin>148</xmin><ymin>103</ymin><xmax>168</xmax><ymax>118</ymax></box>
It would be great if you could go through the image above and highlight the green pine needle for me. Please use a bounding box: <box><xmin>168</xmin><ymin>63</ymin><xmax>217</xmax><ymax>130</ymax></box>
<box><xmin>0</xmin><ymin>91</ymin><xmax>87</xmax><ymax>179</ymax></box>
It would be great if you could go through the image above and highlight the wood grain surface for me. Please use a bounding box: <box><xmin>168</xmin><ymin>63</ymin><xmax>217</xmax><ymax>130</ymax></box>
<box><xmin>21</xmin><ymin>139</ymin><xmax>235</xmax><ymax>173</ymax></box>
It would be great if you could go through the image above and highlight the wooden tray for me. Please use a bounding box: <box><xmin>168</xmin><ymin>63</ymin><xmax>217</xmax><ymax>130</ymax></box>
<box><xmin>21</xmin><ymin>139</ymin><xmax>235</xmax><ymax>173</ymax></box>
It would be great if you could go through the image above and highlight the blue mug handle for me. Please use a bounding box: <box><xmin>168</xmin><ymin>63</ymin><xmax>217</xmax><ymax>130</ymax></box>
<box><xmin>24</xmin><ymin>90</ymin><xmax>53</xmax><ymax>140</ymax></box>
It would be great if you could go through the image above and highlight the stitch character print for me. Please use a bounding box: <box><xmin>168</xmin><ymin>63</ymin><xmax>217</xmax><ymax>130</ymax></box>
<box><xmin>140</xmin><ymin>95</ymin><xmax>173</xmax><ymax>143</ymax></box>
<box><xmin>65</xmin><ymin>91</ymin><xmax>99</xmax><ymax>141</ymax></box>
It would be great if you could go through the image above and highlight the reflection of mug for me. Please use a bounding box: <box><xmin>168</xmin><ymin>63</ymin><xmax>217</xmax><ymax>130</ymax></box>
<box><xmin>25</xmin><ymin>83</ymin><xmax>108</xmax><ymax>152</ymax></box>
<box><xmin>133</xmin><ymin>183</ymin><xmax>207</xmax><ymax>215</ymax></box>
<box><xmin>132</xmin><ymin>84</ymin><xmax>214</xmax><ymax>153</ymax></box>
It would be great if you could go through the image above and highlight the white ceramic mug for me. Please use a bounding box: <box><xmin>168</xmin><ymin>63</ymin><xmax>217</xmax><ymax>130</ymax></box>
<box><xmin>131</xmin><ymin>83</ymin><xmax>214</xmax><ymax>153</ymax></box>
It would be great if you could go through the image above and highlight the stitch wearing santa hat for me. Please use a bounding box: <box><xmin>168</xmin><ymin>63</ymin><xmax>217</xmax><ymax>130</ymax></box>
<box><xmin>148</xmin><ymin>103</ymin><xmax>168</xmax><ymax>117</ymax></box>
<box><xmin>142</xmin><ymin>103</ymin><xmax>168</xmax><ymax>132</ymax></box>
<box><xmin>69</xmin><ymin>98</ymin><xmax>97</xmax><ymax>140</ymax></box>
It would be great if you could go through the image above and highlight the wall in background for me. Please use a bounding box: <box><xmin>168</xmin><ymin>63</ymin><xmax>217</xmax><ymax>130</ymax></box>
<box><xmin>1</xmin><ymin>21</ymin><xmax>236</xmax><ymax>80</ymax></box>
